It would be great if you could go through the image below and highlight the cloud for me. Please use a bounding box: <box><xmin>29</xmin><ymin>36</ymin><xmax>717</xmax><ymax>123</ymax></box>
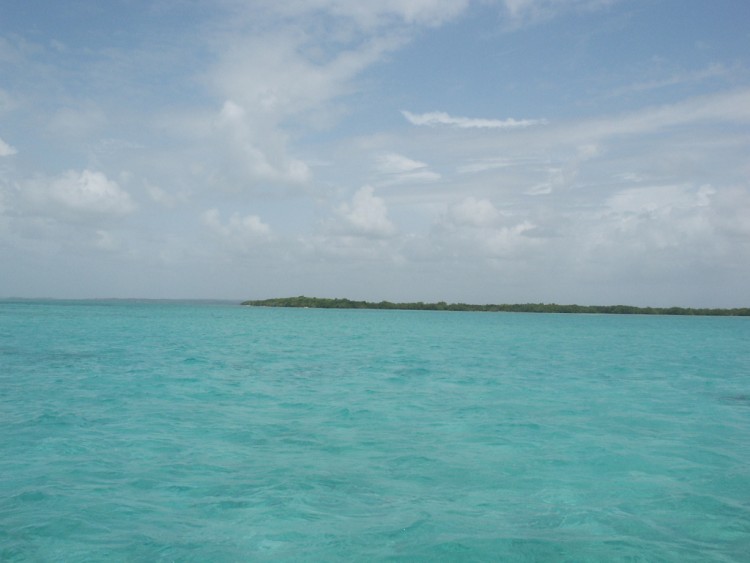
<box><xmin>457</xmin><ymin>158</ymin><xmax>517</xmax><ymax>174</ymax></box>
<box><xmin>254</xmin><ymin>0</ymin><xmax>618</xmax><ymax>33</ymax></box>
<box><xmin>0</xmin><ymin>89</ymin><xmax>16</xmax><ymax>113</ymax></box>
<box><xmin>48</xmin><ymin>106</ymin><xmax>107</xmax><ymax>138</ymax></box>
<box><xmin>526</xmin><ymin>144</ymin><xmax>600</xmax><ymax>195</ymax></box>
<box><xmin>535</xmin><ymin>182</ymin><xmax>748</xmax><ymax>295</ymax></box>
<box><xmin>202</xmin><ymin>208</ymin><xmax>273</xmax><ymax>256</ymax></box>
<box><xmin>216</xmin><ymin>100</ymin><xmax>311</xmax><ymax>185</ymax></box>
<box><xmin>0</xmin><ymin>137</ymin><xmax>17</xmax><ymax>157</ymax></box>
<box><xmin>447</xmin><ymin>197</ymin><xmax>501</xmax><ymax>227</ymax></box>
<box><xmin>402</xmin><ymin>110</ymin><xmax>547</xmax><ymax>129</ymax></box>
<box><xmin>93</xmin><ymin>229</ymin><xmax>121</xmax><ymax>252</ymax></box>
<box><xmin>573</xmin><ymin>88</ymin><xmax>750</xmax><ymax>141</ymax></box>
<box><xmin>146</xmin><ymin>183</ymin><xmax>188</xmax><ymax>208</ymax></box>
<box><xmin>610</xmin><ymin>63</ymin><xmax>731</xmax><ymax>98</ymax></box>
<box><xmin>502</xmin><ymin>0</ymin><xmax>619</xmax><ymax>26</ymax></box>
<box><xmin>232</xmin><ymin>0</ymin><xmax>472</xmax><ymax>29</ymax></box>
<box><xmin>711</xmin><ymin>186</ymin><xmax>750</xmax><ymax>239</ymax></box>
<box><xmin>606</xmin><ymin>184</ymin><xmax>713</xmax><ymax>217</ymax></box>
<box><xmin>375</xmin><ymin>152</ymin><xmax>441</xmax><ymax>184</ymax></box>
<box><xmin>207</xmin><ymin>21</ymin><xmax>408</xmax><ymax>188</ymax></box>
<box><xmin>335</xmin><ymin>185</ymin><xmax>396</xmax><ymax>237</ymax></box>
<box><xmin>24</xmin><ymin>169</ymin><xmax>135</xmax><ymax>217</ymax></box>
<box><xmin>213</xmin><ymin>32</ymin><xmax>398</xmax><ymax>121</ymax></box>
<box><xmin>202</xmin><ymin>208</ymin><xmax>272</xmax><ymax>240</ymax></box>
<box><xmin>376</xmin><ymin>152</ymin><xmax>428</xmax><ymax>174</ymax></box>
<box><xmin>299</xmin><ymin>185</ymin><xmax>401</xmax><ymax>264</ymax></box>
<box><xmin>601</xmin><ymin>184</ymin><xmax>716</xmax><ymax>251</ymax></box>
<box><xmin>426</xmin><ymin>197</ymin><xmax>538</xmax><ymax>260</ymax></box>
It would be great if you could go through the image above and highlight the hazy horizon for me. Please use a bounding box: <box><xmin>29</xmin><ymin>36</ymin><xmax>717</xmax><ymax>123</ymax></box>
<box><xmin>2</xmin><ymin>296</ymin><xmax>748</xmax><ymax>311</ymax></box>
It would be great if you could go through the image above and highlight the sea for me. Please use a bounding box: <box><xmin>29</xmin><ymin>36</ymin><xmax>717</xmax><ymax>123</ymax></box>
<box><xmin>1</xmin><ymin>299</ymin><xmax>749</xmax><ymax>562</ymax></box>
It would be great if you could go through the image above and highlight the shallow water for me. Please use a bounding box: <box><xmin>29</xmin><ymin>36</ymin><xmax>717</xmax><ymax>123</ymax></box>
<box><xmin>1</xmin><ymin>300</ymin><xmax>749</xmax><ymax>561</ymax></box>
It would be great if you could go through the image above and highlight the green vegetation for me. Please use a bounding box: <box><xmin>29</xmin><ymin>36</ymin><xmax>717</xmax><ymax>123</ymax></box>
<box><xmin>241</xmin><ymin>296</ymin><xmax>750</xmax><ymax>316</ymax></box>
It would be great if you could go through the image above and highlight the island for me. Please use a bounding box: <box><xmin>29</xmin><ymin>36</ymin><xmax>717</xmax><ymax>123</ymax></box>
<box><xmin>241</xmin><ymin>296</ymin><xmax>750</xmax><ymax>316</ymax></box>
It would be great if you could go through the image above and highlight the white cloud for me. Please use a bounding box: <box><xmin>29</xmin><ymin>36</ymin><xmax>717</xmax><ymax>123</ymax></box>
<box><xmin>502</xmin><ymin>0</ymin><xmax>619</xmax><ymax>25</ymax></box>
<box><xmin>376</xmin><ymin>152</ymin><xmax>428</xmax><ymax>174</ymax></box>
<box><xmin>603</xmin><ymin>184</ymin><xmax>716</xmax><ymax>251</ymax></box>
<box><xmin>526</xmin><ymin>144</ymin><xmax>600</xmax><ymax>195</ymax></box>
<box><xmin>300</xmin><ymin>185</ymin><xmax>401</xmax><ymax>263</ymax></box>
<box><xmin>93</xmin><ymin>229</ymin><xmax>120</xmax><ymax>252</ymax></box>
<box><xmin>711</xmin><ymin>186</ymin><xmax>750</xmax><ymax>239</ymax></box>
<box><xmin>0</xmin><ymin>89</ymin><xmax>16</xmax><ymax>113</ymax></box>
<box><xmin>426</xmin><ymin>197</ymin><xmax>538</xmax><ymax>261</ymax></box>
<box><xmin>375</xmin><ymin>152</ymin><xmax>441</xmax><ymax>184</ymax></box>
<box><xmin>402</xmin><ymin>110</ymin><xmax>547</xmax><ymax>129</ymax></box>
<box><xmin>233</xmin><ymin>0</ymin><xmax>471</xmax><ymax>29</ymax></box>
<box><xmin>0</xmin><ymin>137</ymin><xmax>17</xmax><ymax>157</ymax></box>
<box><xmin>611</xmin><ymin>63</ymin><xmax>731</xmax><ymax>97</ymax></box>
<box><xmin>457</xmin><ymin>158</ymin><xmax>518</xmax><ymax>174</ymax></box>
<box><xmin>207</xmin><ymin>21</ymin><xmax>408</xmax><ymax>188</ymax></box>
<box><xmin>448</xmin><ymin>197</ymin><xmax>501</xmax><ymax>227</ymax></box>
<box><xmin>201</xmin><ymin>207</ymin><xmax>274</xmax><ymax>257</ymax></box>
<box><xmin>483</xmin><ymin>220</ymin><xmax>537</xmax><ymax>256</ymax></box>
<box><xmin>146</xmin><ymin>183</ymin><xmax>187</xmax><ymax>208</ymax></box>
<box><xmin>573</xmin><ymin>88</ymin><xmax>750</xmax><ymax>141</ymax></box>
<box><xmin>606</xmin><ymin>184</ymin><xmax>713</xmax><ymax>217</ymax></box>
<box><xmin>48</xmin><ymin>106</ymin><xmax>107</xmax><ymax>138</ymax></box>
<box><xmin>25</xmin><ymin>170</ymin><xmax>135</xmax><ymax>217</ymax></box>
<box><xmin>554</xmin><ymin>183</ymin><xmax>740</xmax><ymax>287</ymax></box>
<box><xmin>503</xmin><ymin>0</ymin><xmax>535</xmax><ymax>17</ymax></box>
<box><xmin>335</xmin><ymin>185</ymin><xmax>396</xmax><ymax>237</ymax></box>
<box><xmin>213</xmin><ymin>30</ymin><xmax>403</xmax><ymax>120</ymax></box>
<box><xmin>202</xmin><ymin>208</ymin><xmax>272</xmax><ymax>240</ymax></box>
<box><xmin>216</xmin><ymin>99</ymin><xmax>311</xmax><ymax>185</ymax></box>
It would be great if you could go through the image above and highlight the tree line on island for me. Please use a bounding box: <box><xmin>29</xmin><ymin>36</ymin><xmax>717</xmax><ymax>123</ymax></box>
<box><xmin>241</xmin><ymin>296</ymin><xmax>750</xmax><ymax>316</ymax></box>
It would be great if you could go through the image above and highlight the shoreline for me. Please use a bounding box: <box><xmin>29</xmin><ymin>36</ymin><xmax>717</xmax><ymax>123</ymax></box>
<box><xmin>241</xmin><ymin>296</ymin><xmax>750</xmax><ymax>316</ymax></box>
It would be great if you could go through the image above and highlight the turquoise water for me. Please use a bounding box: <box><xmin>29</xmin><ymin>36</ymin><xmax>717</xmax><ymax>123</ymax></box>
<box><xmin>1</xmin><ymin>300</ymin><xmax>749</xmax><ymax>561</ymax></box>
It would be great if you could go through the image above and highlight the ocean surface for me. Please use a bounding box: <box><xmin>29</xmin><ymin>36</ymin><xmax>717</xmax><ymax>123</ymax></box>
<box><xmin>1</xmin><ymin>300</ymin><xmax>749</xmax><ymax>562</ymax></box>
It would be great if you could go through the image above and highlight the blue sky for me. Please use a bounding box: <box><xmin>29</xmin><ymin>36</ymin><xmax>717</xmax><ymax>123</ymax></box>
<box><xmin>1</xmin><ymin>0</ymin><xmax>749</xmax><ymax>306</ymax></box>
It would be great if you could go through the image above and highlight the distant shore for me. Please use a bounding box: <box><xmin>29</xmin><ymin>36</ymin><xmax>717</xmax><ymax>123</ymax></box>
<box><xmin>241</xmin><ymin>296</ymin><xmax>750</xmax><ymax>316</ymax></box>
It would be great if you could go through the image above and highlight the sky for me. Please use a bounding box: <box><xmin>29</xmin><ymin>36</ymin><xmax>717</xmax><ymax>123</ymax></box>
<box><xmin>1</xmin><ymin>0</ymin><xmax>749</xmax><ymax>306</ymax></box>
